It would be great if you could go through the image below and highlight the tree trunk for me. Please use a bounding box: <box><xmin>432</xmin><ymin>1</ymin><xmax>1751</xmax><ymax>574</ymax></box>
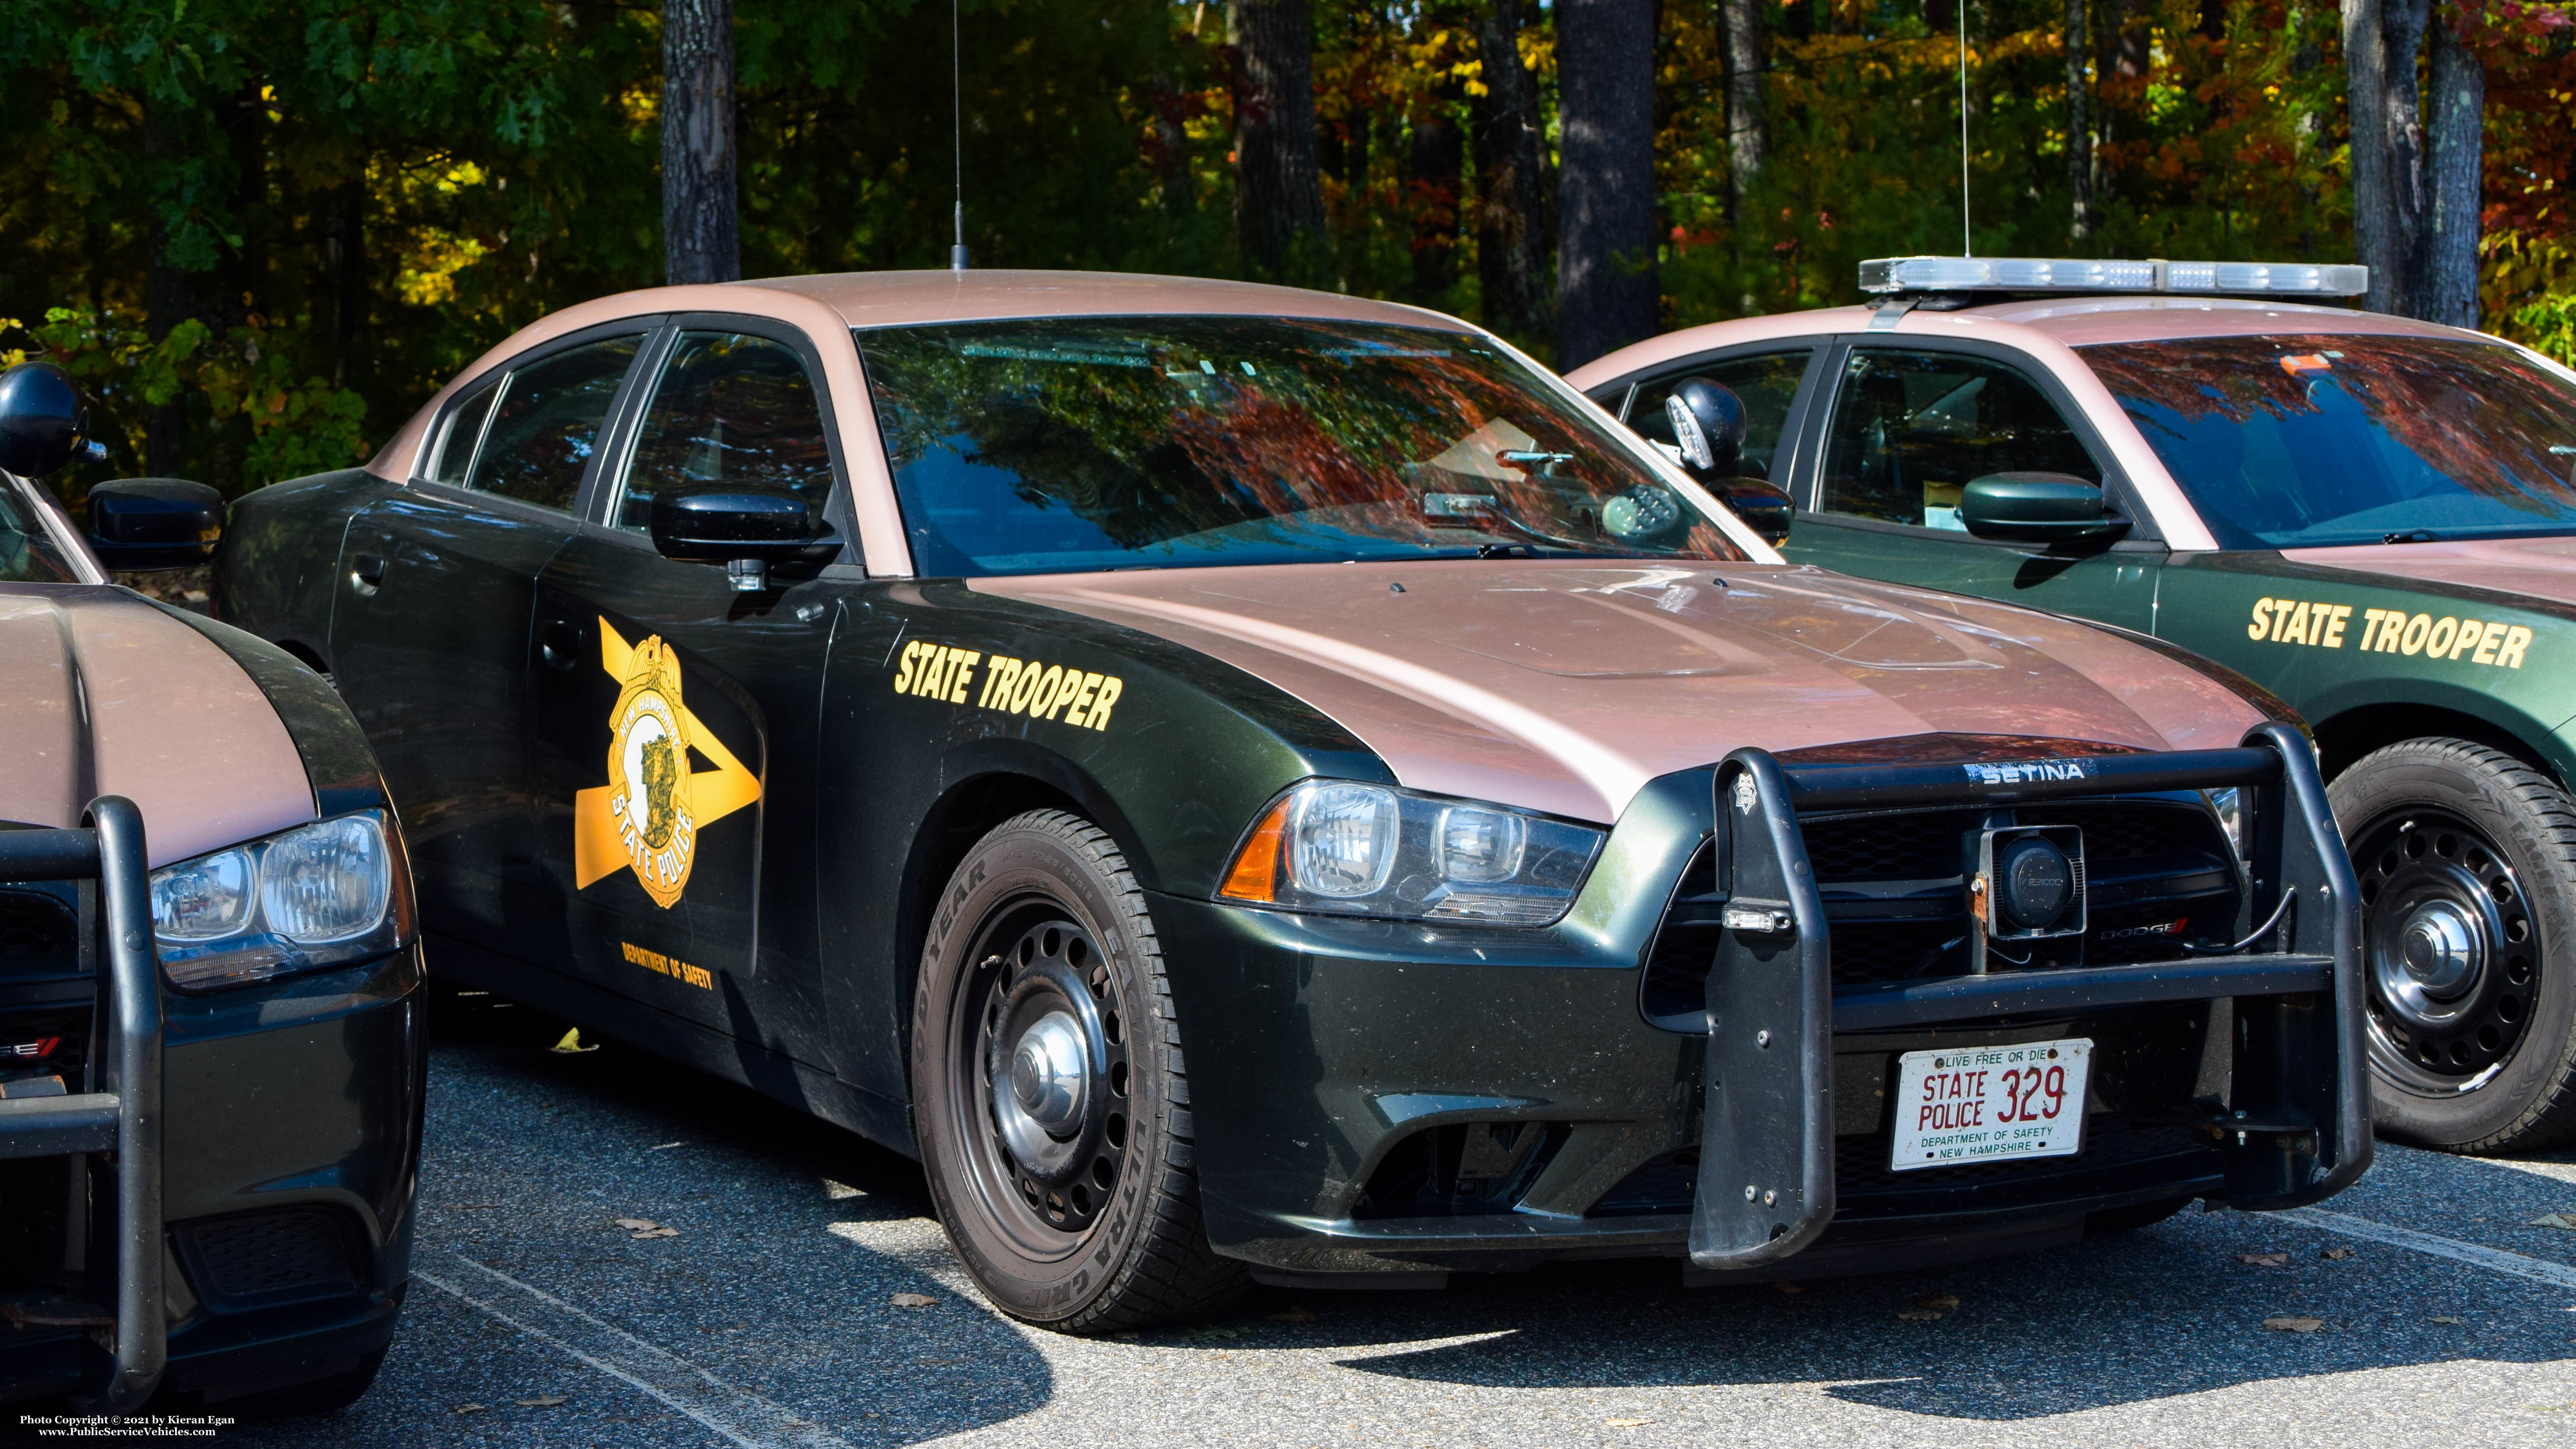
<box><xmin>1147</xmin><ymin>70</ymin><xmax>1195</xmax><ymax>215</ymax></box>
<box><xmin>1721</xmin><ymin>0</ymin><xmax>1767</xmax><ymax>220</ymax></box>
<box><xmin>1229</xmin><ymin>0</ymin><xmax>1326</xmax><ymax>282</ymax></box>
<box><xmin>1471</xmin><ymin>0</ymin><xmax>1551</xmax><ymax>342</ymax></box>
<box><xmin>327</xmin><ymin>184</ymin><xmax>366</xmax><ymax>390</ymax></box>
<box><xmin>1407</xmin><ymin>74</ymin><xmax>1465</xmax><ymax>301</ymax></box>
<box><xmin>2423</xmin><ymin>12</ymin><xmax>2484</xmax><ymax>329</ymax></box>
<box><xmin>663</xmin><ymin>0</ymin><xmax>739</xmax><ymax>286</ymax></box>
<box><xmin>2066</xmin><ymin>0</ymin><xmax>2092</xmax><ymax>241</ymax></box>
<box><xmin>140</xmin><ymin>94</ymin><xmax>192</xmax><ymax>478</ymax></box>
<box><xmin>2343</xmin><ymin>0</ymin><xmax>2397</xmax><ymax>308</ymax></box>
<box><xmin>1555</xmin><ymin>0</ymin><xmax>1660</xmax><ymax>370</ymax></box>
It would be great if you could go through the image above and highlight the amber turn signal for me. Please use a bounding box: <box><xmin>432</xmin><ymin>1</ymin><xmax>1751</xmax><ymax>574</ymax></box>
<box><xmin>1219</xmin><ymin>796</ymin><xmax>1291</xmax><ymax>903</ymax></box>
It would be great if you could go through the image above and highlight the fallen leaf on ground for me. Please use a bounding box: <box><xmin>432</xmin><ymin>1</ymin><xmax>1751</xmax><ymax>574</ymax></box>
<box><xmin>1918</xmin><ymin>1295</ymin><xmax>1961</xmax><ymax>1311</ymax></box>
<box><xmin>649</xmin><ymin>1141</ymin><xmax>685</xmax><ymax>1151</ymax></box>
<box><xmin>2529</xmin><ymin>1213</ymin><xmax>2576</xmax><ymax>1229</ymax></box>
<box><xmin>550</xmin><ymin>1028</ymin><xmax>597</xmax><ymax>1054</ymax></box>
<box><xmin>1267</xmin><ymin>1307</ymin><xmax>1318</xmax><ymax>1323</ymax></box>
<box><xmin>1605</xmin><ymin>1418</ymin><xmax>1652</xmax><ymax>1428</ymax></box>
<box><xmin>2236</xmin><ymin>1252</ymin><xmax>2289</xmax><ymax>1267</ymax></box>
<box><xmin>824</xmin><ymin>1179</ymin><xmax>863</xmax><ymax>1200</ymax></box>
<box><xmin>613</xmin><ymin>1218</ymin><xmax>658</xmax><ymax>1231</ymax></box>
<box><xmin>1773</xmin><ymin>1281</ymin><xmax>1805</xmax><ymax>1294</ymax></box>
<box><xmin>2262</xmin><ymin>1316</ymin><xmax>2324</xmax><ymax>1333</ymax></box>
<box><xmin>891</xmin><ymin>1292</ymin><xmax>937</xmax><ymax>1307</ymax></box>
<box><xmin>515</xmin><ymin>1395</ymin><xmax>568</xmax><ymax>1408</ymax></box>
<box><xmin>630</xmin><ymin>1226</ymin><xmax>679</xmax><ymax>1239</ymax></box>
<box><xmin>2320</xmin><ymin>1247</ymin><xmax>2355</xmax><ymax>1261</ymax></box>
<box><xmin>451</xmin><ymin>1404</ymin><xmax>488</xmax><ymax>1415</ymax></box>
<box><xmin>1897</xmin><ymin>1309</ymin><xmax>1944</xmax><ymax>1322</ymax></box>
<box><xmin>2431</xmin><ymin>1315</ymin><xmax>2465</xmax><ymax>1325</ymax></box>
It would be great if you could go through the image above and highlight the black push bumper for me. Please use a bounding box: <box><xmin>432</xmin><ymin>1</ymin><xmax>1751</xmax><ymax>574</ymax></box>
<box><xmin>0</xmin><ymin>799</ymin><xmax>165</xmax><ymax>1411</ymax></box>
<box><xmin>1690</xmin><ymin>722</ymin><xmax>2368</xmax><ymax>1270</ymax></box>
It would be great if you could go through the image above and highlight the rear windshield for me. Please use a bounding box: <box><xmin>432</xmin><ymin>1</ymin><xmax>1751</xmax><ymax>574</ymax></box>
<box><xmin>856</xmin><ymin>316</ymin><xmax>1745</xmax><ymax>577</ymax></box>
<box><xmin>2082</xmin><ymin>334</ymin><xmax>2576</xmax><ymax>549</ymax></box>
<box><xmin>0</xmin><ymin>479</ymin><xmax>81</xmax><ymax>584</ymax></box>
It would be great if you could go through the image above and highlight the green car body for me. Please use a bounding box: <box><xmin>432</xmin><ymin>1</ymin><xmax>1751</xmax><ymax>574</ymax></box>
<box><xmin>1574</xmin><ymin>293</ymin><xmax>2576</xmax><ymax>1153</ymax></box>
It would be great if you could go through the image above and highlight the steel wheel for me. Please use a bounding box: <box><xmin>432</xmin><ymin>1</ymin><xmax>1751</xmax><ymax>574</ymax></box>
<box><xmin>2354</xmin><ymin>807</ymin><xmax>2539</xmax><ymax>1088</ymax></box>
<box><xmin>953</xmin><ymin>905</ymin><xmax>1133</xmax><ymax>1250</ymax></box>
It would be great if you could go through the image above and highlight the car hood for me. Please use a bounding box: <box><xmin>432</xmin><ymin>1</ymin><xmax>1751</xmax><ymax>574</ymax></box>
<box><xmin>2282</xmin><ymin>536</ymin><xmax>2576</xmax><ymax>612</ymax></box>
<box><xmin>976</xmin><ymin>561</ymin><xmax>2267</xmax><ymax>823</ymax></box>
<box><xmin>0</xmin><ymin>586</ymin><xmax>313</xmax><ymax>867</ymax></box>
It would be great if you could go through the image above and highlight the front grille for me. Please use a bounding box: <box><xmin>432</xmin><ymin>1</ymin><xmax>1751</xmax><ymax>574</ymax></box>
<box><xmin>1640</xmin><ymin>800</ymin><xmax>2240</xmax><ymax>1027</ymax></box>
<box><xmin>174</xmin><ymin>1207</ymin><xmax>362</xmax><ymax>1311</ymax></box>
<box><xmin>0</xmin><ymin>892</ymin><xmax>77</xmax><ymax>976</ymax></box>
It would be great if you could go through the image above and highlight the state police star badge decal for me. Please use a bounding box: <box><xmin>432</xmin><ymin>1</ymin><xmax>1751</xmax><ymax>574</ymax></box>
<box><xmin>572</xmin><ymin>619</ymin><xmax>760</xmax><ymax>908</ymax></box>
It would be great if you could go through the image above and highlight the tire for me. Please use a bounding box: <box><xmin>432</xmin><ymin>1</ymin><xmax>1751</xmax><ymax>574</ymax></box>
<box><xmin>2329</xmin><ymin>739</ymin><xmax>2576</xmax><ymax>1153</ymax></box>
<box><xmin>211</xmin><ymin>1348</ymin><xmax>387</xmax><ymax>1418</ymax></box>
<box><xmin>911</xmin><ymin>809</ymin><xmax>1248</xmax><ymax>1331</ymax></box>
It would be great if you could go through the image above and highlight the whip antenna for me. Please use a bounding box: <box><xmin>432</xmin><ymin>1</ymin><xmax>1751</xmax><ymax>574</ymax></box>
<box><xmin>950</xmin><ymin>0</ymin><xmax>969</xmax><ymax>269</ymax></box>
<box><xmin>1956</xmin><ymin>0</ymin><xmax>1972</xmax><ymax>256</ymax></box>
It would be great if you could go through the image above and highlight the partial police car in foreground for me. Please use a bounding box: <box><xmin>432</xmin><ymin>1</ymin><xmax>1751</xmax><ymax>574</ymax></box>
<box><xmin>0</xmin><ymin>364</ymin><xmax>421</xmax><ymax>1414</ymax></box>
<box><xmin>1573</xmin><ymin>257</ymin><xmax>2576</xmax><ymax>1154</ymax></box>
<box><xmin>216</xmin><ymin>270</ymin><xmax>2365</xmax><ymax>1328</ymax></box>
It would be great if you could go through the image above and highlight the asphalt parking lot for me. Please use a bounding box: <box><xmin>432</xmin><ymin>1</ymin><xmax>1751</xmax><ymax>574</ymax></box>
<box><xmin>204</xmin><ymin>984</ymin><xmax>2576</xmax><ymax>1448</ymax></box>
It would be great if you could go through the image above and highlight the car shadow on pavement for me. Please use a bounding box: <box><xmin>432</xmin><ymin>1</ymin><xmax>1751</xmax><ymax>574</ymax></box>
<box><xmin>255</xmin><ymin>982</ymin><xmax>1057</xmax><ymax>1448</ymax></box>
<box><xmin>1170</xmin><ymin>1176</ymin><xmax>2576</xmax><ymax>1421</ymax></box>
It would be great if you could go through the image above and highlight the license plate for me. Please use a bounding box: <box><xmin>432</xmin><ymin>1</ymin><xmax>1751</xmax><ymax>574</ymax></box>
<box><xmin>1889</xmin><ymin>1037</ymin><xmax>2093</xmax><ymax>1172</ymax></box>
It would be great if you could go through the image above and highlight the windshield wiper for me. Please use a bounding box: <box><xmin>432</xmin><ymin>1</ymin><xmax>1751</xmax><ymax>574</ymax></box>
<box><xmin>2383</xmin><ymin>529</ymin><xmax>2438</xmax><ymax>545</ymax></box>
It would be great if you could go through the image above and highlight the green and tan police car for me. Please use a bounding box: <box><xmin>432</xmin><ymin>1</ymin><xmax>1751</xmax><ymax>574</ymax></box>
<box><xmin>1572</xmin><ymin>257</ymin><xmax>2576</xmax><ymax>1154</ymax></box>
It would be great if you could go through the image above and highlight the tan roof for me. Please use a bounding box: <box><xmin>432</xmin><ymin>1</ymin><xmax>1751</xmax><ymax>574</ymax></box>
<box><xmin>748</xmin><ymin>269</ymin><xmax>1475</xmax><ymax>332</ymax></box>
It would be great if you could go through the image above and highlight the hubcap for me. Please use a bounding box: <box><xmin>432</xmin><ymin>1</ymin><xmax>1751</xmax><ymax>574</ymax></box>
<box><xmin>2355</xmin><ymin>809</ymin><xmax>2539</xmax><ymax>1085</ymax></box>
<box><xmin>951</xmin><ymin>906</ymin><xmax>1133</xmax><ymax>1245</ymax></box>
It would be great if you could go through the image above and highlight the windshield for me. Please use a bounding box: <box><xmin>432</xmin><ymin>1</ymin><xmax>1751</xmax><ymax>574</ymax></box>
<box><xmin>857</xmin><ymin>316</ymin><xmax>1745</xmax><ymax>576</ymax></box>
<box><xmin>0</xmin><ymin>479</ymin><xmax>81</xmax><ymax>584</ymax></box>
<box><xmin>2082</xmin><ymin>334</ymin><xmax>2576</xmax><ymax>549</ymax></box>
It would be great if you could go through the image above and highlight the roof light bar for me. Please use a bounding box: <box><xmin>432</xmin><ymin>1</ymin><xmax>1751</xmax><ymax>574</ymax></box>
<box><xmin>1859</xmin><ymin>256</ymin><xmax>2368</xmax><ymax>298</ymax></box>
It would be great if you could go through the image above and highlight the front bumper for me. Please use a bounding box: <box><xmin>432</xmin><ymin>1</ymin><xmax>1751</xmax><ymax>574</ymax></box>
<box><xmin>1154</xmin><ymin>723</ymin><xmax>2368</xmax><ymax>1279</ymax></box>
<box><xmin>0</xmin><ymin>802</ymin><xmax>423</xmax><ymax>1407</ymax></box>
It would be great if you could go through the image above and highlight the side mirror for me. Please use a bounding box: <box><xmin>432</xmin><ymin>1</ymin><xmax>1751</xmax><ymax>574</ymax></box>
<box><xmin>86</xmin><ymin>478</ymin><xmax>225</xmax><ymax>570</ymax></box>
<box><xmin>1660</xmin><ymin>376</ymin><xmax>1747</xmax><ymax>479</ymax></box>
<box><xmin>648</xmin><ymin>484</ymin><xmax>835</xmax><ymax>591</ymax></box>
<box><xmin>1959</xmin><ymin>472</ymin><xmax>2131</xmax><ymax>544</ymax></box>
<box><xmin>0</xmin><ymin>363</ymin><xmax>101</xmax><ymax>480</ymax></box>
<box><xmin>1715</xmin><ymin>477</ymin><xmax>1793</xmax><ymax>546</ymax></box>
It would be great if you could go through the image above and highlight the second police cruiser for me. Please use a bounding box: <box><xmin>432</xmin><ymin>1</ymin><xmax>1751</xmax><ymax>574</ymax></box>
<box><xmin>1574</xmin><ymin>256</ymin><xmax>2576</xmax><ymax>1154</ymax></box>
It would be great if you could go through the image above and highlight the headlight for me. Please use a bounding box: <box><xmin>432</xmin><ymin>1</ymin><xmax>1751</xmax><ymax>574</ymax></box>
<box><xmin>1219</xmin><ymin>780</ymin><xmax>1604</xmax><ymax>926</ymax></box>
<box><xmin>147</xmin><ymin>811</ymin><xmax>411</xmax><ymax>990</ymax></box>
<box><xmin>2203</xmin><ymin>786</ymin><xmax>2246</xmax><ymax>858</ymax></box>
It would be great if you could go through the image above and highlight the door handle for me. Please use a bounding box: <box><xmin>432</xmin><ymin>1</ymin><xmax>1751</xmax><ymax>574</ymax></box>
<box><xmin>348</xmin><ymin>554</ymin><xmax>387</xmax><ymax>598</ymax></box>
<box><xmin>537</xmin><ymin>618</ymin><xmax>589</xmax><ymax>670</ymax></box>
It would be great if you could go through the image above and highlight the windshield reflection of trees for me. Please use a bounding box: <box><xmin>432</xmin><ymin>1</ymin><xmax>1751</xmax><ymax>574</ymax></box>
<box><xmin>862</xmin><ymin>319</ymin><xmax>1738</xmax><ymax>569</ymax></box>
<box><xmin>2085</xmin><ymin>335</ymin><xmax>2576</xmax><ymax>524</ymax></box>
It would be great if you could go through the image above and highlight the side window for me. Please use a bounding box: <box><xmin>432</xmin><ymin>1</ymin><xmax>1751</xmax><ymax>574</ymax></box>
<box><xmin>1818</xmin><ymin>349</ymin><xmax>2099</xmax><ymax>531</ymax></box>
<box><xmin>462</xmin><ymin>336</ymin><xmax>643</xmax><ymax>512</ymax></box>
<box><xmin>428</xmin><ymin>384</ymin><xmax>499</xmax><ymax>488</ymax></box>
<box><xmin>616</xmin><ymin>332</ymin><xmax>834</xmax><ymax>533</ymax></box>
<box><xmin>1626</xmin><ymin>350</ymin><xmax>1813</xmax><ymax>480</ymax></box>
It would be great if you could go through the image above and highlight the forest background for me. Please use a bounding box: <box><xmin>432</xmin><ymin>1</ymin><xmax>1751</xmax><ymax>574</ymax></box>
<box><xmin>3</xmin><ymin>0</ymin><xmax>2574</xmax><ymax>499</ymax></box>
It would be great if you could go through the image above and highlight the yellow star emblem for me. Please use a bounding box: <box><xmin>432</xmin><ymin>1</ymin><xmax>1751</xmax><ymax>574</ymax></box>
<box><xmin>572</xmin><ymin>618</ymin><xmax>760</xmax><ymax>907</ymax></box>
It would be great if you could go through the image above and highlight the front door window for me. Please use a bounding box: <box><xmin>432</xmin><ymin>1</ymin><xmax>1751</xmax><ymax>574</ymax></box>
<box><xmin>1624</xmin><ymin>350</ymin><xmax>1813</xmax><ymax>482</ymax></box>
<box><xmin>615</xmin><ymin>332</ymin><xmax>835</xmax><ymax>532</ymax></box>
<box><xmin>1818</xmin><ymin>349</ymin><xmax>2100</xmax><ymax>531</ymax></box>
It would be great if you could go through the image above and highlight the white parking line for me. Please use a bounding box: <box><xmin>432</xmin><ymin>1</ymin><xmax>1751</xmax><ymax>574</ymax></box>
<box><xmin>415</xmin><ymin>1256</ymin><xmax>858</xmax><ymax>1449</ymax></box>
<box><xmin>2278</xmin><ymin>1206</ymin><xmax>2576</xmax><ymax>1291</ymax></box>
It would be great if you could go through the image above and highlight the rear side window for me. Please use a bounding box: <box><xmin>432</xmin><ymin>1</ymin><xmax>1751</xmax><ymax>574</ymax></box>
<box><xmin>457</xmin><ymin>336</ymin><xmax>642</xmax><ymax>512</ymax></box>
<box><xmin>428</xmin><ymin>385</ymin><xmax>498</xmax><ymax>487</ymax></box>
<box><xmin>1622</xmin><ymin>350</ymin><xmax>1812</xmax><ymax>481</ymax></box>
<box><xmin>616</xmin><ymin>333</ymin><xmax>835</xmax><ymax>532</ymax></box>
<box><xmin>1818</xmin><ymin>348</ymin><xmax>2099</xmax><ymax>530</ymax></box>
